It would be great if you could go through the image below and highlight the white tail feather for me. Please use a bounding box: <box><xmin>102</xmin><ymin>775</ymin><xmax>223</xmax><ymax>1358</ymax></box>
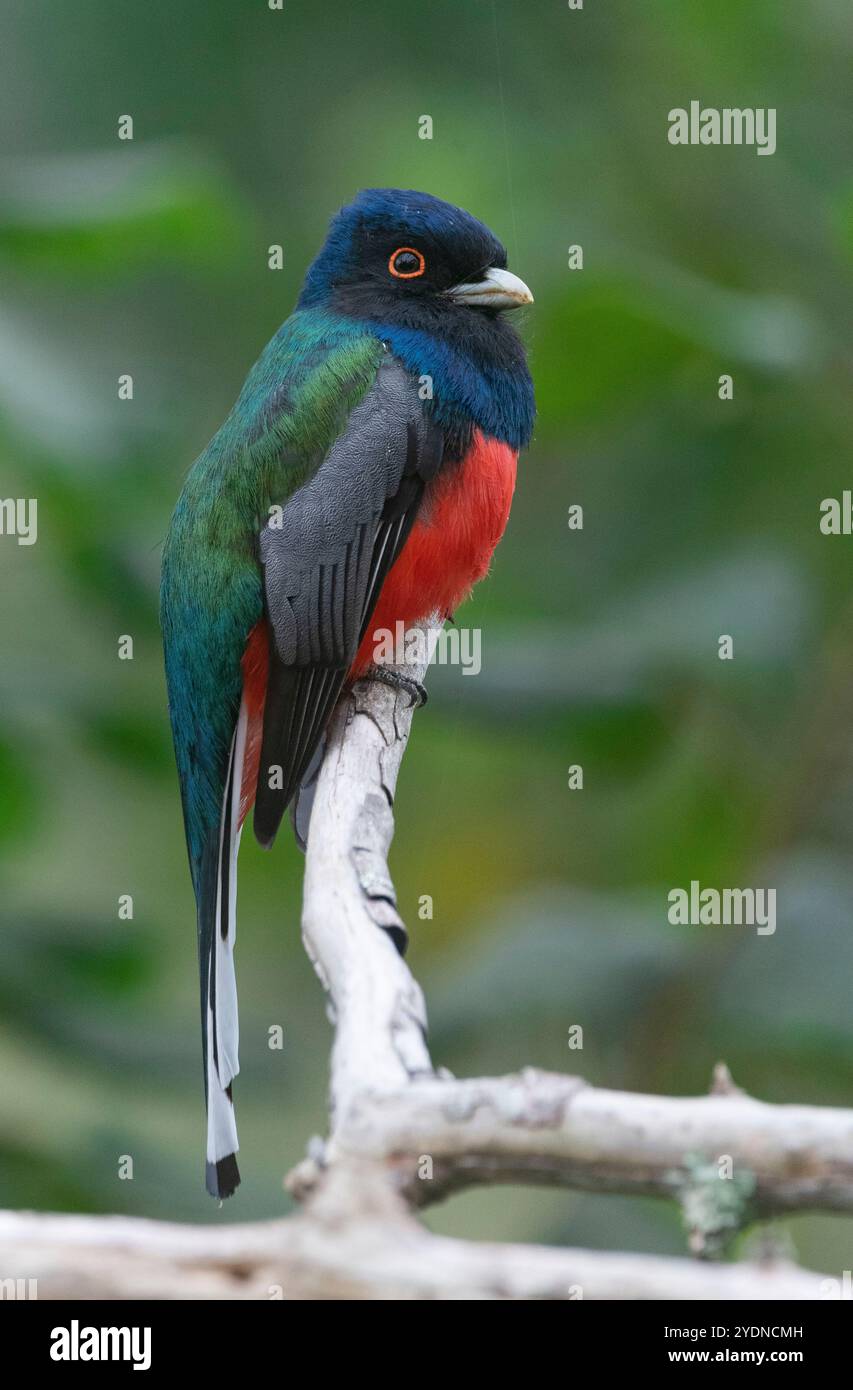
<box><xmin>205</xmin><ymin>698</ymin><xmax>247</xmax><ymax>1167</ymax></box>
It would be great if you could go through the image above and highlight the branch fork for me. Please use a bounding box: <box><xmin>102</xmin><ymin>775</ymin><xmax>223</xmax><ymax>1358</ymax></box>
<box><xmin>2</xmin><ymin>620</ymin><xmax>851</xmax><ymax>1299</ymax></box>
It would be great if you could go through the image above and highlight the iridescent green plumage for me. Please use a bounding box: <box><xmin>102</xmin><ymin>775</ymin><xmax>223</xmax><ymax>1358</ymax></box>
<box><xmin>161</xmin><ymin>310</ymin><xmax>382</xmax><ymax>874</ymax></box>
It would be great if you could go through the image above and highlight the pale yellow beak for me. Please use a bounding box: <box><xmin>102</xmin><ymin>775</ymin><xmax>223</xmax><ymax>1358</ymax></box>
<box><xmin>447</xmin><ymin>266</ymin><xmax>534</xmax><ymax>309</ymax></box>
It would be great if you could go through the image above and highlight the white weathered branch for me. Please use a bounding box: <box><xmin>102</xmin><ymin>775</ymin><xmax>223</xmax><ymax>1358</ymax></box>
<box><xmin>0</xmin><ymin>1197</ymin><xmax>830</xmax><ymax>1301</ymax></box>
<box><xmin>300</xmin><ymin>628</ymin><xmax>440</xmax><ymax>1128</ymax></box>
<box><xmin>294</xmin><ymin>634</ymin><xmax>853</xmax><ymax>1235</ymax></box>
<box><xmin>326</xmin><ymin>1069</ymin><xmax>853</xmax><ymax>1216</ymax></box>
<box><xmin>2</xmin><ymin>620</ymin><xmax>850</xmax><ymax>1299</ymax></box>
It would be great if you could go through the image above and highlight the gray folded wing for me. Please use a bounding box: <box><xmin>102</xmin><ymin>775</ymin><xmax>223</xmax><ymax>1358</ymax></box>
<box><xmin>253</xmin><ymin>356</ymin><xmax>443</xmax><ymax>847</ymax></box>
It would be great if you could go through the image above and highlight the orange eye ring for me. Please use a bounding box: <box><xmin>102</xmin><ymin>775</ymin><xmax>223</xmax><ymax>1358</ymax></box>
<box><xmin>388</xmin><ymin>246</ymin><xmax>426</xmax><ymax>279</ymax></box>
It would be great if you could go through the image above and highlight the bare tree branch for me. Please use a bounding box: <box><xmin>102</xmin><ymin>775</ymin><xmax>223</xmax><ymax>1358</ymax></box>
<box><xmin>300</xmin><ymin>633</ymin><xmax>439</xmax><ymax>1130</ymax></box>
<box><xmin>293</xmin><ymin>633</ymin><xmax>853</xmax><ymax>1239</ymax></box>
<box><xmin>1</xmin><ymin>620</ymin><xmax>849</xmax><ymax>1299</ymax></box>
<box><xmin>318</xmin><ymin>1069</ymin><xmax>853</xmax><ymax>1216</ymax></box>
<box><xmin>0</xmin><ymin>1196</ymin><xmax>829</xmax><ymax>1301</ymax></box>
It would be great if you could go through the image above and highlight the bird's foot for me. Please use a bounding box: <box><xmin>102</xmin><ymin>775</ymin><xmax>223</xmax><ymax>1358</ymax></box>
<box><xmin>365</xmin><ymin>664</ymin><xmax>428</xmax><ymax>708</ymax></box>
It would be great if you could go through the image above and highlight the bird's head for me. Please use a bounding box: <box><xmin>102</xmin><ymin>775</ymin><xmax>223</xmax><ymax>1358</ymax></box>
<box><xmin>298</xmin><ymin>188</ymin><xmax>533</xmax><ymax>327</ymax></box>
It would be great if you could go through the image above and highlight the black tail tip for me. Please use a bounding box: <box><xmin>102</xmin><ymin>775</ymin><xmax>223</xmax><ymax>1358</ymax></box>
<box><xmin>206</xmin><ymin>1154</ymin><xmax>241</xmax><ymax>1199</ymax></box>
<box><xmin>253</xmin><ymin>800</ymin><xmax>285</xmax><ymax>851</ymax></box>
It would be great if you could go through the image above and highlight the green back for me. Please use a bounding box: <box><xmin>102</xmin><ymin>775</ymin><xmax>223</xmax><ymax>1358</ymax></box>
<box><xmin>160</xmin><ymin>308</ymin><xmax>383</xmax><ymax>875</ymax></box>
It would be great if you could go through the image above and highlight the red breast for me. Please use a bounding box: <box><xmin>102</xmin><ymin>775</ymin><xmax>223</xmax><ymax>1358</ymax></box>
<box><xmin>351</xmin><ymin>428</ymin><xmax>517</xmax><ymax>675</ymax></box>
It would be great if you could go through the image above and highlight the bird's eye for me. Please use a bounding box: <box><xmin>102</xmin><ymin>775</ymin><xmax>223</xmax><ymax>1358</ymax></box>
<box><xmin>388</xmin><ymin>247</ymin><xmax>426</xmax><ymax>279</ymax></box>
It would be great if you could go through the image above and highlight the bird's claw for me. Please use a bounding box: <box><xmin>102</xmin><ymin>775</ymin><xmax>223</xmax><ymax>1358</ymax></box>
<box><xmin>365</xmin><ymin>664</ymin><xmax>429</xmax><ymax>708</ymax></box>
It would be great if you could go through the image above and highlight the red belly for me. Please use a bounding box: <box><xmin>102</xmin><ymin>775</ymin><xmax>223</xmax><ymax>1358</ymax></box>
<box><xmin>350</xmin><ymin>428</ymin><xmax>517</xmax><ymax>675</ymax></box>
<box><xmin>239</xmin><ymin>429</ymin><xmax>517</xmax><ymax>822</ymax></box>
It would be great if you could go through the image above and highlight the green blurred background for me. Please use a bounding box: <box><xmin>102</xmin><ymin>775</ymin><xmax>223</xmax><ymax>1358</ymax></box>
<box><xmin>1</xmin><ymin>0</ymin><xmax>852</xmax><ymax>1272</ymax></box>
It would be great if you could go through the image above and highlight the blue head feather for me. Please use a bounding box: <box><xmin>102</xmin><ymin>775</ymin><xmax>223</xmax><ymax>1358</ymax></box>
<box><xmin>298</xmin><ymin>189</ymin><xmax>535</xmax><ymax>451</ymax></box>
<box><xmin>298</xmin><ymin>189</ymin><xmax>506</xmax><ymax>308</ymax></box>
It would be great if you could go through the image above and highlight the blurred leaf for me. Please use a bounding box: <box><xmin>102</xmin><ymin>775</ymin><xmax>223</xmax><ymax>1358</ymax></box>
<box><xmin>0</xmin><ymin>739</ymin><xmax>36</xmax><ymax>846</ymax></box>
<box><xmin>716</xmin><ymin>850</ymin><xmax>853</xmax><ymax>1055</ymax></box>
<box><xmin>430</xmin><ymin>548</ymin><xmax>814</xmax><ymax>711</ymax></box>
<box><xmin>84</xmin><ymin>712</ymin><xmax>171</xmax><ymax>774</ymax></box>
<box><xmin>429</xmin><ymin>886</ymin><xmax>693</xmax><ymax>1044</ymax></box>
<box><xmin>0</xmin><ymin>142</ymin><xmax>252</xmax><ymax>278</ymax></box>
<box><xmin>1</xmin><ymin>916</ymin><xmax>157</xmax><ymax>1009</ymax></box>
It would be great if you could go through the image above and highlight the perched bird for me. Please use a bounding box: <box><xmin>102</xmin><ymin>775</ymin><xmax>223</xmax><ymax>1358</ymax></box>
<box><xmin>160</xmin><ymin>189</ymin><xmax>535</xmax><ymax>1198</ymax></box>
